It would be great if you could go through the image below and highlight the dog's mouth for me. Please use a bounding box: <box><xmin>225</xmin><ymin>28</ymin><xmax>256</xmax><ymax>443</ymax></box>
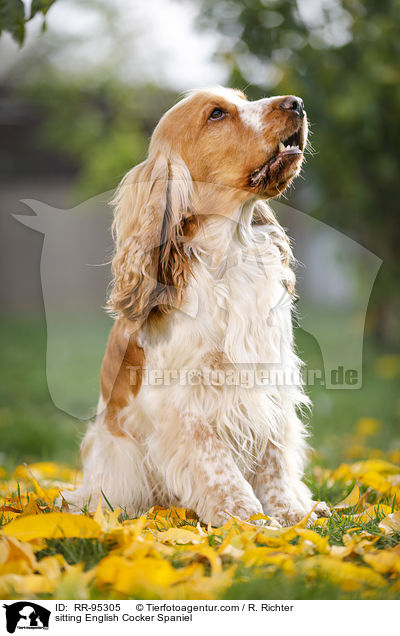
<box><xmin>249</xmin><ymin>123</ymin><xmax>306</xmax><ymax>194</ymax></box>
<box><xmin>276</xmin><ymin>128</ymin><xmax>303</xmax><ymax>158</ymax></box>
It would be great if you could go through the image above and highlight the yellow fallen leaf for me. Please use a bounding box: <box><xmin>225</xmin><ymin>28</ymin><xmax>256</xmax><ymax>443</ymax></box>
<box><xmin>172</xmin><ymin>565</ymin><xmax>236</xmax><ymax>600</ymax></box>
<box><xmin>342</xmin><ymin>532</ymin><xmax>379</xmax><ymax>556</ymax></box>
<box><xmin>2</xmin><ymin>512</ymin><xmax>101</xmax><ymax>541</ymax></box>
<box><xmin>0</xmin><ymin>559</ymin><xmax>33</xmax><ymax>576</ymax></box>
<box><xmin>334</xmin><ymin>484</ymin><xmax>360</xmax><ymax>509</ymax></box>
<box><xmin>146</xmin><ymin>506</ymin><xmax>193</xmax><ymax>526</ymax></box>
<box><xmin>295</xmin><ymin>528</ymin><xmax>330</xmax><ymax>553</ymax></box>
<box><xmin>242</xmin><ymin>547</ymin><xmax>295</xmax><ymax>570</ymax></box>
<box><xmin>96</xmin><ymin>555</ymin><xmax>199</xmax><ymax>596</ymax></box>
<box><xmin>93</xmin><ymin>499</ymin><xmax>122</xmax><ymax>533</ymax></box>
<box><xmin>351</xmin><ymin>504</ymin><xmax>393</xmax><ymax>523</ymax></box>
<box><xmin>119</xmin><ymin>516</ymin><xmax>149</xmax><ymax>546</ymax></box>
<box><xmin>0</xmin><ymin>539</ymin><xmax>10</xmax><ymax>563</ymax></box>
<box><xmin>351</xmin><ymin>459</ymin><xmax>400</xmax><ymax>475</ymax></box>
<box><xmin>0</xmin><ymin>573</ymin><xmax>54</xmax><ymax>596</ymax></box>
<box><xmin>221</xmin><ymin>516</ymin><xmax>260</xmax><ymax>533</ymax></box>
<box><xmin>0</xmin><ymin>509</ymin><xmax>20</xmax><ymax>524</ymax></box>
<box><xmin>220</xmin><ymin>543</ymin><xmax>244</xmax><ymax>559</ymax></box>
<box><xmin>330</xmin><ymin>545</ymin><xmax>353</xmax><ymax>559</ymax></box>
<box><xmin>36</xmin><ymin>555</ymin><xmax>63</xmax><ymax>580</ymax></box>
<box><xmin>195</xmin><ymin>545</ymin><xmax>222</xmax><ymax>575</ymax></box>
<box><xmin>300</xmin><ymin>556</ymin><xmax>384</xmax><ymax>589</ymax></box>
<box><xmin>364</xmin><ymin>551</ymin><xmax>400</xmax><ymax>574</ymax></box>
<box><xmin>379</xmin><ymin>511</ymin><xmax>400</xmax><ymax>534</ymax></box>
<box><xmin>2</xmin><ymin>536</ymin><xmax>37</xmax><ymax>569</ymax></box>
<box><xmin>12</xmin><ymin>462</ymin><xmax>80</xmax><ymax>483</ymax></box>
<box><xmin>359</xmin><ymin>472</ymin><xmax>393</xmax><ymax>493</ymax></box>
<box><xmin>32</xmin><ymin>478</ymin><xmax>49</xmax><ymax>502</ymax></box>
<box><xmin>331</xmin><ymin>459</ymin><xmax>400</xmax><ymax>485</ymax></box>
<box><xmin>155</xmin><ymin>527</ymin><xmax>204</xmax><ymax>545</ymax></box>
<box><xmin>18</xmin><ymin>499</ymin><xmax>42</xmax><ymax>518</ymax></box>
<box><xmin>248</xmin><ymin>512</ymin><xmax>273</xmax><ymax>523</ymax></box>
<box><xmin>329</xmin><ymin>464</ymin><xmax>354</xmax><ymax>483</ymax></box>
<box><xmin>215</xmin><ymin>531</ymin><xmax>235</xmax><ymax>554</ymax></box>
<box><xmin>355</xmin><ymin>418</ymin><xmax>381</xmax><ymax>437</ymax></box>
<box><xmin>313</xmin><ymin>517</ymin><xmax>329</xmax><ymax>528</ymax></box>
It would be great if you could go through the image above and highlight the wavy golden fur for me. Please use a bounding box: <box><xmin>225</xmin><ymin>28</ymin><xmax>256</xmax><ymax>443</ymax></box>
<box><xmin>108</xmin><ymin>152</ymin><xmax>193</xmax><ymax>328</ymax></box>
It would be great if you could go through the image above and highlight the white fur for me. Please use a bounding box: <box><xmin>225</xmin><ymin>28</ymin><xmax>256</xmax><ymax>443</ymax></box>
<box><xmin>238</xmin><ymin>97</ymin><xmax>277</xmax><ymax>132</ymax></box>
<box><xmin>60</xmin><ymin>200</ymin><xmax>316</xmax><ymax>524</ymax></box>
<box><xmin>183</xmin><ymin>86</ymin><xmax>277</xmax><ymax>133</ymax></box>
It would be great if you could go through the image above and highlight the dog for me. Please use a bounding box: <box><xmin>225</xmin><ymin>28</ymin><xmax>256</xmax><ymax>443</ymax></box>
<box><xmin>59</xmin><ymin>87</ymin><xmax>330</xmax><ymax>526</ymax></box>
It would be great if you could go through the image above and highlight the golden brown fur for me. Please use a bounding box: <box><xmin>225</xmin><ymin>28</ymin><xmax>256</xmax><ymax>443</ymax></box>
<box><xmin>100</xmin><ymin>320</ymin><xmax>145</xmax><ymax>437</ymax></box>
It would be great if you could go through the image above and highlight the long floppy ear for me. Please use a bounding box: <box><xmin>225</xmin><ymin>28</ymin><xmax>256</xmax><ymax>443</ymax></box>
<box><xmin>107</xmin><ymin>152</ymin><xmax>193</xmax><ymax>328</ymax></box>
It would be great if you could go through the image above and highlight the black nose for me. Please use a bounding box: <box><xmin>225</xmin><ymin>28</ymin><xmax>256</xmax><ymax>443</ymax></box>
<box><xmin>279</xmin><ymin>95</ymin><xmax>304</xmax><ymax>118</ymax></box>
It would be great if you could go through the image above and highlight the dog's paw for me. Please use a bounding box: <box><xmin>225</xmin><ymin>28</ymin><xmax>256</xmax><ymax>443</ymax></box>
<box><xmin>205</xmin><ymin>498</ymin><xmax>264</xmax><ymax>527</ymax></box>
<box><xmin>263</xmin><ymin>498</ymin><xmax>332</xmax><ymax>527</ymax></box>
<box><xmin>312</xmin><ymin>500</ymin><xmax>331</xmax><ymax>518</ymax></box>
<box><xmin>303</xmin><ymin>501</ymin><xmax>331</xmax><ymax>526</ymax></box>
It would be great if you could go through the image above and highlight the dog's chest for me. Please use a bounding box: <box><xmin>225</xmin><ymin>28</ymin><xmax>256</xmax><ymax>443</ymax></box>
<box><xmin>205</xmin><ymin>254</ymin><xmax>291</xmax><ymax>366</ymax></box>
<box><xmin>145</xmin><ymin>236</ymin><xmax>293</xmax><ymax>371</ymax></box>
<box><xmin>137</xmin><ymin>232</ymin><xmax>301</xmax><ymax>469</ymax></box>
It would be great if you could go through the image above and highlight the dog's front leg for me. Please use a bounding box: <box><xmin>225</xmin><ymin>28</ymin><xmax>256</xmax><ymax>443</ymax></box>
<box><xmin>151</xmin><ymin>414</ymin><xmax>263</xmax><ymax>526</ymax></box>
<box><xmin>252</xmin><ymin>437</ymin><xmax>330</xmax><ymax>526</ymax></box>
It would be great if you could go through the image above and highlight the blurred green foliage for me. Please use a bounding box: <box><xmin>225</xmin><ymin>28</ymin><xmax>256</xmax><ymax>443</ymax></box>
<box><xmin>21</xmin><ymin>77</ymin><xmax>177</xmax><ymax>197</ymax></box>
<box><xmin>0</xmin><ymin>0</ymin><xmax>57</xmax><ymax>44</ymax></box>
<box><xmin>196</xmin><ymin>0</ymin><xmax>400</xmax><ymax>341</ymax></box>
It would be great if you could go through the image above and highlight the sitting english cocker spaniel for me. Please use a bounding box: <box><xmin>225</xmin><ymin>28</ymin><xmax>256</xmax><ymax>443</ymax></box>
<box><xmin>60</xmin><ymin>87</ymin><xmax>330</xmax><ymax>526</ymax></box>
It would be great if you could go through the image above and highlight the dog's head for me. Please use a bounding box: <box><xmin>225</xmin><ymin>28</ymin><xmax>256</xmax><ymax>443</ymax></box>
<box><xmin>153</xmin><ymin>86</ymin><xmax>307</xmax><ymax>200</ymax></box>
<box><xmin>109</xmin><ymin>87</ymin><xmax>307</xmax><ymax>325</ymax></box>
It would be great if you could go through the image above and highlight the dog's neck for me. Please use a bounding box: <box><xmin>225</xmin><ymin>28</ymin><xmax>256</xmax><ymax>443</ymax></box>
<box><xmin>185</xmin><ymin>198</ymin><xmax>259</xmax><ymax>268</ymax></box>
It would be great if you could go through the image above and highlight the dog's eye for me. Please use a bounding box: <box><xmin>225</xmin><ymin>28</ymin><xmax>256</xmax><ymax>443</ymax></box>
<box><xmin>208</xmin><ymin>108</ymin><xmax>226</xmax><ymax>121</ymax></box>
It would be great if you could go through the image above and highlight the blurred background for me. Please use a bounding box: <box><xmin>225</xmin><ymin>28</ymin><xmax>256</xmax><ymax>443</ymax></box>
<box><xmin>0</xmin><ymin>0</ymin><xmax>399</xmax><ymax>470</ymax></box>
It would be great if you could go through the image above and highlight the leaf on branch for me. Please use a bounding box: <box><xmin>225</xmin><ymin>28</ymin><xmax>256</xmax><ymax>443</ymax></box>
<box><xmin>0</xmin><ymin>0</ymin><xmax>58</xmax><ymax>46</ymax></box>
<box><xmin>0</xmin><ymin>0</ymin><xmax>26</xmax><ymax>45</ymax></box>
<box><xmin>30</xmin><ymin>0</ymin><xmax>57</xmax><ymax>19</ymax></box>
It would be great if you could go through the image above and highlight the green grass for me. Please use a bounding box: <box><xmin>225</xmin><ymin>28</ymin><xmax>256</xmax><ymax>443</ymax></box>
<box><xmin>0</xmin><ymin>316</ymin><xmax>85</xmax><ymax>468</ymax></box>
<box><xmin>36</xmin><ymin>538</ymin><xmax>115</xmax><ymax>571</ymax></box>
<box><xmin>295</xmin><ymin>319</ymin><xmax>400</xmax><ymax>467</ymax></box>
<box><xmin>313</xmin><ymin>507</ymin><xmax>393</xmax><ymax>546</ymax></box>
